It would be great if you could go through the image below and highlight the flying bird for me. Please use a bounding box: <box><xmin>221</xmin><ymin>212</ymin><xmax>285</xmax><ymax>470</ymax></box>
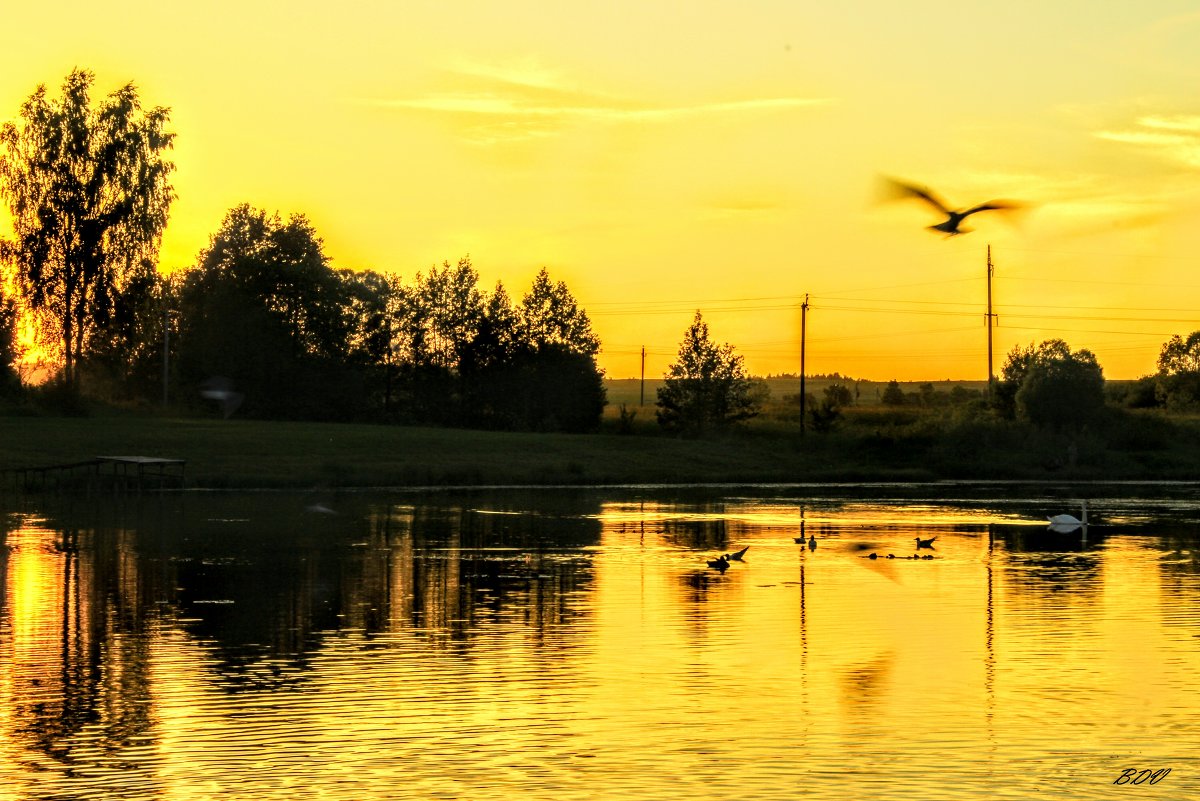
<box><xmin>882</xmin><ymin>176</ymin><xmax>1021</xmax><ymax>236</ymax></box>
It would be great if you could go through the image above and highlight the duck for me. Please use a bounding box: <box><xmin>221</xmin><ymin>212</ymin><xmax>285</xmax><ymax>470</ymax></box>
<box><xmin>867</xmin><ymin>552</ymin><xmax>879</xmax><ymax>560</ymax></box>
<box><xmin>726</xmin><ymin>545</ymin><xmax>749</xmax><ymax>561</ymax></box>
<box><xmin>1048</xmin><ymin>500</ymin><xmax>1088</xmax><ymax>531</ymax></box>
<box><xmin>807</xmin><ymin>535</ymin><xmax>817</xmax><ymax>551</ymax></box>
<box><xmin>915</xmin><ymin>535</ymin><xmax>938</xmax><ymax>549</ymax></box>
<box><xmin>707</xmin><ymin>555</ymin><xmax>730</xmax><ymax>571</ymax></box>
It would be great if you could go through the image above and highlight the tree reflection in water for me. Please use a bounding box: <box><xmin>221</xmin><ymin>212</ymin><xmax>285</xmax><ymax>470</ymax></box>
<box><xmin>0</xmin><ymin>493</ymin><xmax>602</xmax><ymax>790</ymax></box>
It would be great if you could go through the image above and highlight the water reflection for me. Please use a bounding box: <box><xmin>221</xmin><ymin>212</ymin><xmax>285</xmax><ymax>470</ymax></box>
<box><xmin>0</xmin><ymin>489</ymin><xmax>1198</xmax><ymax>800</ymax></box>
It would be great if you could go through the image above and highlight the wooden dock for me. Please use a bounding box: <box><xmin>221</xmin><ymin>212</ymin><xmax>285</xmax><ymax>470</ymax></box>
<box><xmin>1</xmin><ymin>455</ymin><xmax>186</xmax><ymax>493</ymax></box>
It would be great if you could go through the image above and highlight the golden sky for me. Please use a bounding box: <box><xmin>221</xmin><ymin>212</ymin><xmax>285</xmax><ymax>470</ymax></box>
<box><xmin>3</xmin><ymin>1</ymin><xmax>1200</xmax><ymax>380</ymax></box>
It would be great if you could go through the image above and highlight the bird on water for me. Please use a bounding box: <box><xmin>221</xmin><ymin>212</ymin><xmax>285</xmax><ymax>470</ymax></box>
<box><xmin>883</xmin><ymin>176</ymin><xmax>1021</xmax><ymax>236</ymax></box>
<box><xmin>707</xmin><ymin>555</ymin><xmax>730</xmax><ymax>572</ymax></box>
<box><xmin>726</xmin><ymin>546</ymin><xmax>749</xmax><ymax>561</ymax></box>
<box><xmin>915</xmin><ymin>535</ymin><xmax>938</xmax><ymax>549</ymax></box>
<box><xmin>1048</xmin><ymin>500</ymin><xmax>1088</xmax><ymax>531</ymax></box>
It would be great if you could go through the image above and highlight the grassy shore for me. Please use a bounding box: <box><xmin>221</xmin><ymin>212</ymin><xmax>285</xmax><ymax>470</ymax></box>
<box><xmin>1</xmin><ymin>405</ymin><xmax>1198</xmax><ymax>490</ymax></box>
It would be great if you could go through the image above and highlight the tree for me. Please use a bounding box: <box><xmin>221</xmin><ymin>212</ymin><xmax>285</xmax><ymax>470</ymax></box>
<box><xmin>402</xmin><ymin>257</ymin><xmax>485</xmax><ymax>370</ymax></box>
<box><xmin>881</xmin><ymin>380</ymin><xmax>905</xmax><ymax>406</ymax></box>
<box><xmin>460</xmin><ymin>274</ymin><xmax>605</xmax><ymax>432</ymax></box>
<box><xmin>176</xmin><ymin>205</ymin><xmax>363</xmax><ymax>419</ymax></box>
<box><xmin>0</xmin><ymin>283</ymin><xmax>21</xmax><ymax>397</ymax></box>
<box><xmin>656</xmin><ymin>311</ymin><xmax>759</xmax><ymax>433</ymax></box>
<box><xmin>516</xmin><ymin>268</ymin><xmax>600</xmax><ymax>357</ymax></box>
<box><xmin>1155</xmin><ymin>331</ymin><xmax>1200</xmax><ymax>410</ymax></box>
<box><xmin>824</xmin><ymin>383</ymin><xmax>853</xmax><ymax>408</ymax></box>
<box><xmin>82</xmin><ymin>258</ymin><xmax>170</xmax><ymax>402</ymax></box>
<box><xmin>0</xmin><ymin>68</ymin><xmax>174</xmax><ymax>389</ymax></box>
<box><xmin>1002</xmin><ymin>339</ymin><xmax>1105</xmax><ymax>429</ymax></box>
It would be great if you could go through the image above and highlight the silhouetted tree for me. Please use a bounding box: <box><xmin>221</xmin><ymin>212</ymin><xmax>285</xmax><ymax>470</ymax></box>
<box><xmin>824</xmin><ymin>383</ymin><xmax>853</xmax><ymax>408</ymax></box>
<box><xmin>657</xmin><ymin>311</ymin><xmax>759</xmax><ymax>433</ymax></box>
<box><xmin>881</xmin><ymin>380</ymin><xmax>905</xmax><ymax>406</ymax></box>
<box><xmin>1002</xmin><ymin>339</ymin><xmax>1105</xmax><ymax>430</ymax></box>
<box><xmin>459</xmin><ymin>273</ymin><xmax>605</xmax><ymax>432</ymax></box>
<box><xmin>176</xmin><ymin>205</ymin><xmax>363</xmax><ymax>419</ymax></box>
<box><xmin>0</xmin><ymin>68</ymin><xmax>173</xmax><ymax>389</ymax></box>
<box><xmin>516</xmin><ymin>268</ymin><xmax>600</xmax><ymax>357</ymax></box>
<box><xmin>1155</xmin><ymin>331</ymin><xmax>1200</xmax><ymax>410</ymax></box>
<box><xmin>402</xmin><ymin>257</ymin><xmax>485</xmax><ymax>370</ymax></box>
<box><xmin>82</xmin><ymin>259</ymin><xmax>170</xmax><ymax>403</ymax></box>
<box><xmin>509</xmin><ymin>269</ymin><xmax>605</xmax><ymax>431</ymax></box>
<box><xmin>810</xmin><ymin>399</ymin><xmax>841</xmax><ymax>433</ymax></box>
<box><xmin>339</xmin><ymin>268</ymin><xmax>398</xmax><ymax>414</ymax></box>
<box><xmin>0</xmin><ymin>285</ymin><xmax>20</xmax><ymax>397</ymax></box>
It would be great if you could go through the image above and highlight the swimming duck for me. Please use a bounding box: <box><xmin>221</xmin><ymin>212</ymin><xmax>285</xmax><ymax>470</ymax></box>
<box><xmin>915</xmin><ymin>535</ymin><xmax>938</xmax><ymax>549</ymax></box>
<box><xmin>707</xmin><ymin>555</ymin><xmax>730</xmax><ymax>571</ymax></box>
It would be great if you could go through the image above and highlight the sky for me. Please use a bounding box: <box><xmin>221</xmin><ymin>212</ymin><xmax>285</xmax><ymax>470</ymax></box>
<box><xmin>2</xmin><ymin>1</ymin><xmax>1200</xmax><ymax>380</ymax></box>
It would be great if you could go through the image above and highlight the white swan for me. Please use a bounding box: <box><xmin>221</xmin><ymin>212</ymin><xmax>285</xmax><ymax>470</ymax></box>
<box><xmin>1048</xmin><ymin>500</ymin><xmax>1087</xmax><ymax>531</ymax></box>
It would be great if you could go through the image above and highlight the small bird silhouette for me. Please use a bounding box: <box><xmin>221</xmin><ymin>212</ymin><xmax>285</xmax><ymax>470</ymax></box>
<box><xmin>726</xmin><ymin>546</ymin><xmax>749</xmax><ymax>561</ymax></box>
<box><xmin>915</xmin><ymin>535</ymin><xmax>938</xmax><ymax>549</ymax></box>
<box><xmin>807</xmin><ymin>535</ymin><xmax>817</xmax><ymax>552</ymax></box>
<box><xmin>883</xmin><ymin>176</ymin><xmax>1021</xmax><ymax>236</ymax></box>
<box><xmin>707</xmin><ymin>555</ymin><xmax>730</xmax><ymax>571</ymax></box>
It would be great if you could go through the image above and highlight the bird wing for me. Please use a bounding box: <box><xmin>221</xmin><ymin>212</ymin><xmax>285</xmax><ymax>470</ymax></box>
<box><xmin>961</xmin><ymin>200</ymin><xmax>1021</xmax><ymax>217</ymax></box>
<box><xmin>882</xmin><ymin>176</ymin><xmax>951</xmax><ymax>214</ymax></box>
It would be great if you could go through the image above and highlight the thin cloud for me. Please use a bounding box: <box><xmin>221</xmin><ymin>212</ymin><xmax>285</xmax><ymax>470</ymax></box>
<box><xmin>1095</xmin><ymin>111</ymin><xmax>1200</xmax><ymax>169</ymax></box>
<box><xmin>357</xmin><ymin>65</ymin><xmax>829</xmax><ymax>144</ymax></box>
<box><xmin>368</xmin><ymin>93</ymin><xmax>828</xmax><ymax>121</ymax></box>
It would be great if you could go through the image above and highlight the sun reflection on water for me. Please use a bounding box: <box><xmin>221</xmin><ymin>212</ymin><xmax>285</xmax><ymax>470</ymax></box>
<box><xmin>0</xmin><ymin>491</ymin><xmax>1196</xmax><ymax>800</ymax></box>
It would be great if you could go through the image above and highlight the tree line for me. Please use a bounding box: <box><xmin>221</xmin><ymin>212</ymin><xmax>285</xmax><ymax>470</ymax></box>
<box><xmin>4</xmin><ymin>70</ymin><xmax>1200</xmax><ymax>437</ymax></box>
<box><xmin>0</xmin><ymin>70</ymin><xmax>607</xmax><ymax>431</ymax></box>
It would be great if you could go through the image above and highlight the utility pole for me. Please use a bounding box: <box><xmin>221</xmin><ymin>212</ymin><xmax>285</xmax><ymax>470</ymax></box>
<box><xmin>800</xmin><ymin>294</ymin><xmax>809</xmax><ymax>437</ymax></box>
<box><xmin>986</xmin><ymin>245</ymin><xmax>996</xmax><ymax>398</ymax></box>
<box><xmin>640</xmin><ymin>346</ymin><xmax>646</xmax><ymax>406</ymax></box>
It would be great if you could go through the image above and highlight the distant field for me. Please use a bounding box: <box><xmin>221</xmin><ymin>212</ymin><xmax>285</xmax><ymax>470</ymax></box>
<box><xmin>604</xmin><ymin>377</ymin><xmax>992</xmax><ymax>415</ymax></box>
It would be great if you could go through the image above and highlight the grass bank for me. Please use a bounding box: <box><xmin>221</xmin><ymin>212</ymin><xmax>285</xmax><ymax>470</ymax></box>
<box><xmin>0</xmin><ymin>416</ymin><xmax>820</xmax><ymax>489</ymax></box>
<box><xmin>2</xmin><ymin>406</ymin><xmax>1200</xmax><ymax>490</ymax></box>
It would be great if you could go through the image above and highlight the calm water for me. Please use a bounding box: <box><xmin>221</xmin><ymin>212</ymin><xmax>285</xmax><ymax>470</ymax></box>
<box><xmin>1</xmin><ymin>485</ymin><xmax>1198</xmax><ymax>800</ymax></box>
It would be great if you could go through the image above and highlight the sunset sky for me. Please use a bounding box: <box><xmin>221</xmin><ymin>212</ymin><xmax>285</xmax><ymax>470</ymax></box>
<box><xmin>3</xmin><ymin>1</ymin><xmax>1200</xmax><ymax>380</ymax></box>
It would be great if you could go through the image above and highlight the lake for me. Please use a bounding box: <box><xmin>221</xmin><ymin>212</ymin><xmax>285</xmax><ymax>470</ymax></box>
<box><xmin>1</xmin><ymin>484</ymin><xmax>1197</xmax><ymax>800</ymax></box>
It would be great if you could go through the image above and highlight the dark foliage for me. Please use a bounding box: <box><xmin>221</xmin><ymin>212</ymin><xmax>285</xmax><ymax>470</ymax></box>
<box><xmin>1001</xmin><ymin>340</ymin><xmax>1105</xmax><ymax>430</ymax></box>
<box><xmin>657</xmin><ymin>312</ymin><xmax>759</xmax><ymax>434</ymax></box>
<box><xmin>0</xmin><ymin>69</ymin><xmax>173</xmax><ymax>390</ymax></box>
<box><xmin>174</xmin><ymin>205</ymin><xmax>372</xmax><ymax>421</ymax></box>
<box><xmin>0</xmin><ymin>287</ymin><xmax>20</xmax><ymax>398</ymax></box>
<box><xmin>1154</xmin><ymin>331</ymin><xmax>1200</xmax><ymax>410</ymax></box>
<box><xmin>881</xmin><ymin>380</ymin><xmax>905</xmax><ymax>407</ymax></box>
